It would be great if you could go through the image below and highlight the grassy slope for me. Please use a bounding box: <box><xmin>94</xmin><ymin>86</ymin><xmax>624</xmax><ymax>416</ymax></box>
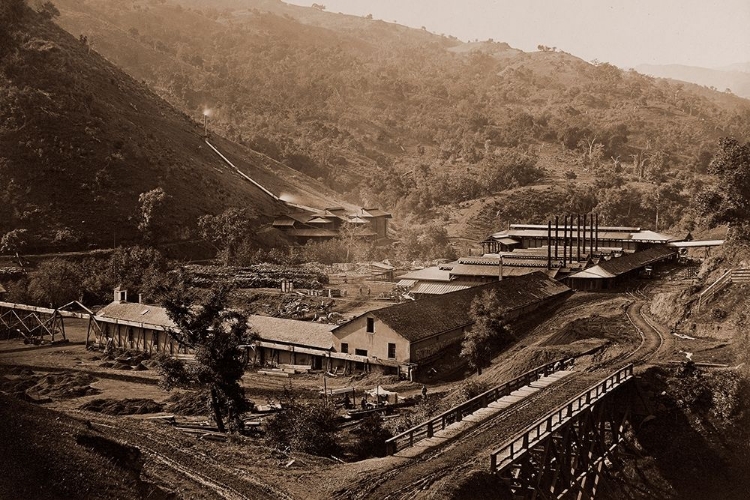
<box><xmin>0</xmin><ymin>6</ymin><xmax>347</xmax><ymax>251</ymax></box>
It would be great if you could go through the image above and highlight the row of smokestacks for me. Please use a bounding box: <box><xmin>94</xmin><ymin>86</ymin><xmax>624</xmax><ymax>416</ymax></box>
<box><xmin>547</xmin><ymin>213</ymin><xmax>600</xmax><ymax>270</ymax></box>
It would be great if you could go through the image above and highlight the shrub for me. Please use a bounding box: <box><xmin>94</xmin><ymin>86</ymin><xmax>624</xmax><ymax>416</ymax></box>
<box><xmin>352</xmin><ymin>414</ymin><xmax>393</xmax><ymax>459</ymax></box>
<box><xmin>266</xmin><ymin>401</ymin><xmax>340</xmax><ymax>456</ymax></box>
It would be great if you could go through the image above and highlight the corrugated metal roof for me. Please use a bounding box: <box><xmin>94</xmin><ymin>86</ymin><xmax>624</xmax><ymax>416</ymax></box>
<box><xmin>342</xmin><ymin>273</ymin><xmax>569</xmax><ymax>343</ymax></box>
<box><xmin>397</xmin><ymin>279</ymin><xmax>418</xmax><ymax>287</ymax></box>
<box><xmin>96</xmin><ymin>302</ymin><xmax>176</xmax><ymax>329</ymax></box>
<box><xmin>249</xmin><ymin>315</ymin><xmax>334</xmax><ymax>350</ymax></box>
<box><xmin>410</xmin><ymin>282</ymin><xmax>474</xmax><ymax>295</ymax></box>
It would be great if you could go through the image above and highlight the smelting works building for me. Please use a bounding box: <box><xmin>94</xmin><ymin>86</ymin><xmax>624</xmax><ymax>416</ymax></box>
<box><xmin>332</xmin><ymin>272</ymin><xmax>571</xmax><ymax>378</ymax></box>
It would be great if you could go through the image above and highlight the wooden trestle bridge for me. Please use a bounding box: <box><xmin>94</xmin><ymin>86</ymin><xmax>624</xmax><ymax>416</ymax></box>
<box><xmin>490</xmin><ymin>364</ymin><xmax>635</xmax><ymax>499</ymax></box>
<box><xmin>0</xmin><ymin>300</ymin><xmax>93</xmax><ymax>344</ymax></box>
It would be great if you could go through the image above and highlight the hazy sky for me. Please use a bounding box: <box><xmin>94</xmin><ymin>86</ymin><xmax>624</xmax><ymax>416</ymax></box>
<box><xmin>284</xmin><ymin>0</ymin><xmax>750</xmax><ymax>69</ymax></box>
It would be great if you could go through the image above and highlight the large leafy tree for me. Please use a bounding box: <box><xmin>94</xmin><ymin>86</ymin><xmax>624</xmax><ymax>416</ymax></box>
<box><xmin>160</xmin><ymin>282</ymin><xmax>256</xmax><ymax>432</ymax></box>
<box><xmin>696</xmin><ymin>138</ymin><xmax>750</xmax><ymax>238</ymax></box>
<box><xmin>460</xmin><ymin>291</ymin><xmax>509</xmax><ymax>375</ymax></box>
<box><xmin>198</xmin><ymin>208</ymin><xmax>258</xmax><ymax>265</ymax></box>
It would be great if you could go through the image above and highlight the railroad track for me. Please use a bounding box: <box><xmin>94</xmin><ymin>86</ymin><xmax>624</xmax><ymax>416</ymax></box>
<box><xmin>74</xmin><ymin>412</ymin><xmax>292</xmax><ymax>500</ymax></box>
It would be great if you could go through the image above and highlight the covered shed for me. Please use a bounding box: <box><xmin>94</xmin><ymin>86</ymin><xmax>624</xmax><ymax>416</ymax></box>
<box><xmin>566</xmin><ymin>246</ymin><xmax>677</xmax><ymax>290</ymax></box>
<box><xmin>248</xmin><ymin>314</ymin><xmax>334</xmax><ymax>371</ymax></box>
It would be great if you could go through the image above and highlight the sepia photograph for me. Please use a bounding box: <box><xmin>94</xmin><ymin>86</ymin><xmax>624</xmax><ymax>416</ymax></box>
<box><xmin>1</xmin><ymin>1</ymin><xmax>749</xmax><ymax>498</ymax></box>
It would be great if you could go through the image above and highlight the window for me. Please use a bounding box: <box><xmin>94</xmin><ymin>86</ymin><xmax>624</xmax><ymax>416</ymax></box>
<box><xmin>387</xmin><ymin>343</ymin><xmax>396</xmax><ymax>359</ymax></box>
<box><xmin>366</xmin><ymin>317</ymin><xmax>375</xmax><ymax>333</ymax></box>
<box><xmin>355</xmin><ymin>348</ymin><xmax>368</xmax><ymax>357</ymax></box>
<box><xmin>341</xmin><ymin>343</ymin><xmax>348</xmax><ymax>354</ymax></box>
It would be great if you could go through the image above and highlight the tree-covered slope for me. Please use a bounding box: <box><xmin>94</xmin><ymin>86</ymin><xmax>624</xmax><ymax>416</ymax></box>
<box><xmin>0</xmin><ymin>2</ymin><xmax>349</xmax><ymax>251</ymax></box>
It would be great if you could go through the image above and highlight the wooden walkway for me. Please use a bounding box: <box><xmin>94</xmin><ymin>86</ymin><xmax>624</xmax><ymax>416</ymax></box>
<box><xmin>393</xmin><ymin>370</ymin><xmax>574</xmax><ymax>459</ymax></box>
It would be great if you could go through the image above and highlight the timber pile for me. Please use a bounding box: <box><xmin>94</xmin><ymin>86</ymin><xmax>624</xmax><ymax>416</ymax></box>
<box><xmin>183</xmin><ymin>263</ymin><xmax>329</xmax><ymax>289</ymax></box>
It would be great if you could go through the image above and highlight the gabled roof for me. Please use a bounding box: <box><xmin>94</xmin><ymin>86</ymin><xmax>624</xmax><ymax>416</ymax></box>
<box><xmin>249</xmin><ymin>315</ymin><xmax>334</xmax><ymax>350</ymax></box>
<box><xmin>96</xmin><ymin>302</ymin><xmax>175</xmax><ymax>329</ymax></box>
<box><xmin>337</xmin><ymin>272</ymin><xmax>570</xmax><ymax>343</ymax></box>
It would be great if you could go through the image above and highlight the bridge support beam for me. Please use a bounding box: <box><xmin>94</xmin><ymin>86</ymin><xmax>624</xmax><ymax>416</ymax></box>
<box><xmin>491</xmin><ymin>366</ymin><xmax>634</xmax><ymax>499</ymax></box>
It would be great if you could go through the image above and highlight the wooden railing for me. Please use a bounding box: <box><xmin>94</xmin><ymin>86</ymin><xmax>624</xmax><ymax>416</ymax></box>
<box><xmin>385</xmin><ymin>357</ymin><xmax>575</xmax><ymax>455</ymax></box>
<box><xmin>697</xmin><ymin>268</ymin><xmax>749</xmax><ymax>311</ymax></box>
<box><xmin>489</xmin><ymin>364</ymin><xmax>634</xmax><ymax>473</ymax></box>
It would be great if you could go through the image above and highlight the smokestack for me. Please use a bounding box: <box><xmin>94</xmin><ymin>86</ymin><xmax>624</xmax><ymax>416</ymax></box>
<box><xmin>563</xmin><ymin>215</ymin><xmax>568</xmax><ymax>267</ymax></box>
<box><xmin>547</xmin><ymin>221</ymin><xmax>552</xmax><ymax>270</ymax></box>
<box><xmin>582</xmin><ymin>214</ymin><xmax>587</xmax><ymax>256</ymax></box>
<box><xmin>554</xmin><ymin>216</ymin><xmax>559</xmax><ymax>260</ymax></box>
<box><xmin>595</xmin><ymin>213</ymin><xmax>599</xmax><ymax>251</ymax></box>
<box><xmin>577</xmin><ymin>214</ymin><xmax>581</xmax><ymax>262</ymax></box>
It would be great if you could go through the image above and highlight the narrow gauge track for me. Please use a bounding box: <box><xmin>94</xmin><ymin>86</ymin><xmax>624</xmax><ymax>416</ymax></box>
<box><xmin>74</xmin><ymin>412</ymin><xmax>292</xmax><ymax>500</ymax></box>
<box><xmin>337</xmin><ymin>293</ymin><xmax>672</xmax><ymax>499</ymax></box>
<box><xmin>334</xmin><ymin>372</ymin><xmax>616</xmax><ymax>500</ymax></box>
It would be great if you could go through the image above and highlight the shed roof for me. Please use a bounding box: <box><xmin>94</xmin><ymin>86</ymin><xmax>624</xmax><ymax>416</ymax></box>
<box><xmin>285</xmin><ymin>228</ymin><xmax>340</xmax><ymax>238</ymax></box>
<box><xmin>339</xmin><ymin>272</ymin><xmax>569</xmax><ymax>343</ymax></box>
<box><xmin>0</xmin><ymin>284</ymin><xmax>6</xmax><ymax>294</ymax></box>
<box><xmin>249</xmin><ymin>315</ymin><xmax>334</xmax><ymax>350</ymax></box>
<box><xmin>272</xmin><ymin>217</ymin><xmax>297</xmax><ymax>227</ymax></box>
<box><xmin>571</xmin><ymin>246</ymin><xmax>676</xmax><ymax>279</ymax></box>
<box><xmin>397</xmin><ymin>266</ymin><xmax>453</xmax><ymax>282</ymax></box>
<box><xmin>361</xmin><ymin>208</ymin><xmax>392</xmax><ymax>218</ymax></box>
<box><xmin>96</xmin><ymin>302</ymin><xmax>176</xmax><ymax>329</ymax></box>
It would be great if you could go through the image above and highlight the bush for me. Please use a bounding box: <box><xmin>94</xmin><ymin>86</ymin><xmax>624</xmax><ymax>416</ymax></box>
<box><xmin>266</xmin><ymin>401</ymin><xmax>340</xmax><ymax>456</ymax></box>
<box><xmin>460</xmin><ymin>380</ymin><xmax>490</xmax><ymax>401</ymax></box>
<box><xmin>351</xmin><ymin>414</ymin><xmax>393</xmax><ymax>459</ymax></box>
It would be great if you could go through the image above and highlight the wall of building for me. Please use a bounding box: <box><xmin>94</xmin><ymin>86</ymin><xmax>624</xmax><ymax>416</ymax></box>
<box><xmin>95</xmin><ymin>321</ymin><xmax>182</xmax><ymax>354</ymax></box>
<box><xmin>333</xmin><ymin>315</ymin><xmax>410</xmax><ymax>363</ymax></box>
<box><xmin>410</xmin><ymin>327</ymin><xmax>467</xmax><ymax>363</ymax></box>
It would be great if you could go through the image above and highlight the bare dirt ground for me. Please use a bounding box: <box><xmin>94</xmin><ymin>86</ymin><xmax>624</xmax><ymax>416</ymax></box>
<box><xmin>0</xmin><ymin>268</ymin><xmax>707</xmax><ymax>499</ymax></box>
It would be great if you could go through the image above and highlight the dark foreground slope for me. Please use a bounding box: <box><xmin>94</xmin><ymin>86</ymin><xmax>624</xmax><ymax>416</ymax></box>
<box><xmin>0</xmin><ymin>392</ymin><xmax>166</xmax><ymax>499</ymax></box>
<box><xmin>0</xmin><ymin>4</ymin><xmax>347</xmax><ymax>251</ymax></box>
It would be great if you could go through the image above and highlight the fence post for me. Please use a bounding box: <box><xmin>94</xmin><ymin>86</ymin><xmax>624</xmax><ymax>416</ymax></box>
<box><xmin>427</xmin><ymin>421</ymin><xmax>434</xmax><ymax>438</ymax></box>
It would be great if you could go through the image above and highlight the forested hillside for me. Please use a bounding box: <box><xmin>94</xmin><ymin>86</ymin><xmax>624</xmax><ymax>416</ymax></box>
<box><xmin>0</xmin><ymin>1</ymin><xmax>350</xmax><ymax>252</ymax></box>
<box><xmin>51</xmin><ymin>0</ymin><xmax>750</xmax><ymax>237</ymax></box>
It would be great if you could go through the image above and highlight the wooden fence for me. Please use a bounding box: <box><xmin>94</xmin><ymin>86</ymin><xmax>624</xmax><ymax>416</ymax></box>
<box><xmin>697</xmin><ymin>268</ymin><xmax>750</xmax><ymax>311</ymax></box>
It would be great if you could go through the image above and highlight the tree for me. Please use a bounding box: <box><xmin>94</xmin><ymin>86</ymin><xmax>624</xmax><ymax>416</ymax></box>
<box><xmin>159</xmin><ymin>282</ymin><xmax>256</xmax><ymax>432</ymax></box>
<box><xmin>27</xmin><ymin>259</ymin><xmax>86</xmax><ymax>307</ymax></box>
<box><xmin>198</xmin><ymin>208</ymin><xmax>257</xmax><ymax>265</ymax></box>
<box><xmin>38</xmin><ymin>1</ymin><xmax>60</xmax><ymax>19</ymax></box>
<box><xmin>696</xmin><ymin>138</ymin><xmax>750</xmax><ymax>237</ymax></box>
<box><xmin>1</xmin><ymin>229</ymin><xmax>28</xmax><ymax>255</ymax></box>
<box><xmin>460</xmin><ymin>291</ymin><xmax>509</xmax><ymax>375</ymax></box>
<box><xmin>137</xmin><ymin>187</ymin><xmax>167</xmax><ymax>243</ymax></box>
